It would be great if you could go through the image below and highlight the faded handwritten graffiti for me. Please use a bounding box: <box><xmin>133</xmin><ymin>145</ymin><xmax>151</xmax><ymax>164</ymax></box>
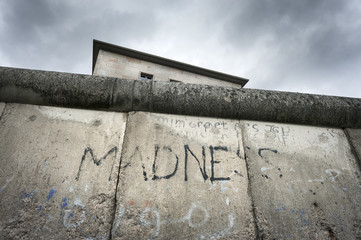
<box><xmin>154</xmin><ymin>116</ymin><xmax>243</xmax><ymax>142</ymax></box>
<box><xmin>112</xmin><ymin>202</ymin><xmax>235</xmax><ymax>239</ymax></box>
<box><xmin>62</xmin><ymin>198</ymin><xmax>86</xmax><ymax>228</ymax></box>
<box><xmin>0</xmin><ymin>175</ymin><xmax>14</xmax><ymax>193</ymax></box>
<box><xmin>4</xmin><ymin>189</ymin><xmax>117</xmax><ymax>240</ymax></box>
<box><xmin>1</xmin><ymin>187</ymin><xmax>86</xmax><ymax>229</ymax></box>
<box><xmin>156</xmin><ymin>116</ymin><xmax>229</xmax><ymax>132</ymax></box>
<box><xmin>244</xmin><ymin>122</ymin><xmax>291</xmax><ymax>145</ymax></box>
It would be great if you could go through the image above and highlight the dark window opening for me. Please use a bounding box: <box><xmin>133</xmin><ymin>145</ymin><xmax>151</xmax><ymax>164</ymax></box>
<box><xmin>140</xmin><ymin>72</ymin><xmax>153</xmax><ymax>80</ymax></box>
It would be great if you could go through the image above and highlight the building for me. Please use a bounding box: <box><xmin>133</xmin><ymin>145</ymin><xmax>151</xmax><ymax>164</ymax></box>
<box><xmin>92</xmin><ymin>39</ymin><xmax>248</xmax><ymax>88</ymax></box>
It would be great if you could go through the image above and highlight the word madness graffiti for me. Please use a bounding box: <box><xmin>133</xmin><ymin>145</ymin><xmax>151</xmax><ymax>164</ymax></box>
<box><xmin>123</xmin><ymin>145</ymin><xmax>238</xmax><ymax>183</ymax></box>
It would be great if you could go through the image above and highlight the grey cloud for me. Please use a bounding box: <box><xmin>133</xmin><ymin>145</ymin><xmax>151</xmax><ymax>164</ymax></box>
<box><xmin>0</xmin><ymin>0</ymin><xmax>360</xmax><ymax>97</ymax></box>
<box><xmin>213</xmin><ymin>0</ymin><xmax>361</xmax><ymax>97</ymax></box>
<box><xmin>0</xmin><ymin>0</ymin><xmax>161</xmax><ymax>73</ymax></box>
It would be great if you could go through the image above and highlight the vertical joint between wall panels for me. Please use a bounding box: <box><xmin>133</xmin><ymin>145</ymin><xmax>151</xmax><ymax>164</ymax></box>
<box><xmin>343</xmin><ymin>128</ymin><xmax>361</xmax><ymax>173</ymax></box>
<box><xmin>240</xmin><ymin>121</ymin><xmax>262</xmax><ymax>240</ymax></box>
<box><xmin>109</xmin><ymin>113</ymin><xmax>130</xmax><ymax>240</ymax></box>
<box><xmin>0</xmin><ymin>103</ymin><xmax>7</xmax><ymax>120</ymax></box>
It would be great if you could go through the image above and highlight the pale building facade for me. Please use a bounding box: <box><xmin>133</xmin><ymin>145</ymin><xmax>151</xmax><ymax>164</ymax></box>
<box><xmin>92</xmin><ymin>40</ymin><xmax>248</xmax><ymax>88</ymax></box>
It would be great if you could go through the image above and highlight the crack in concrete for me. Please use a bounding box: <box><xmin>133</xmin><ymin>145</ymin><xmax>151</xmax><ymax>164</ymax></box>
<box><xmin>108</xmin><ymin>113</ymin><xmax>130</xmax><ymax>240</ymax></box>
<box><xmin>343</xmin><ymin>128</ymin><xmax>361</xmax><ymax>173</ymax></box>
<box><xmin>0</xmin><ymin>102</ymin><xmax>6</xmax><ymax>120</ymax></box>
<box><xmin>244</xmin><ymin>151</ymin><xmax>262</xmax><ymax>240</ymax></box>
<box><xmin>240</xmin><ymin>121</ymin><xmax>262</xmax><ymax>240</ymax></box>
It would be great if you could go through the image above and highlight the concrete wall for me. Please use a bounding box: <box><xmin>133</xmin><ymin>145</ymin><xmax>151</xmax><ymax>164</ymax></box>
<box><xmin>93</xmin><ymin>50</ymin><xmax>241</xmax><ymax>88</ymax></box>
<box><xmin>112</xmin><ymin>112</ymin><xmax>254</xmax><ymax>239</ymax></box>
<box><xmin>0</xmin><ymin>103</ymin><xmax>127</xmax><ymax>239</ymax></box>
<box><xmin>1</xmin><ymin>102</ymin><xmax>361</xmax><ymax>239</ymax></box>
<box><xmin>2</xmin><ymin>66</ymin><xmax>360</xmax><ymax>129</ymax></box>
<box><xmin>242</xmin><ymin>121</ymin><xmax>361</xmax><ymax>239</ymax></box>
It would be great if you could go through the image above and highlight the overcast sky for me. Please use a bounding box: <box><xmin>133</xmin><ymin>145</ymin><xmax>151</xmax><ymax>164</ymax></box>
<box><xmin>1</xmin><ymin>0</ymin><xmax>360</xmax><ymax>98</ymax></box>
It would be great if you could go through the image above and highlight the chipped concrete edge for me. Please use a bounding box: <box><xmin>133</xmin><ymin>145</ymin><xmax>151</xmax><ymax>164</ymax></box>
<box><xmin>1</xmin><ymin>66</ymin><xmax>361</xmax><ymax>128</ymax></box>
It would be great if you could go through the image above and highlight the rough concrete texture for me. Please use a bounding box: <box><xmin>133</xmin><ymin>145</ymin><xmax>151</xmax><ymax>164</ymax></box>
<box><xmin>345</xmin><ymin>128</ymin><xmax>361</xmax><ymax>163</ymax></box>
<box><xmin>0</xmin><ymin>66</ymin><xmax>134</xmax><ymax>111</ymax></box>
<box><xmin>0</xmin><ymin>103</ymin><xmax>127</xmax><ymax>239</ymax></box>
<box><xmin>112</xmin><ymin>112</ymin><xmax>255</xmax><ymax>239</ymax></box>
<box><xmin>0</xmin><ymin>102</ymin><xmax>5</xmax><ymax>118</ymax></box>
<box><xmin>151</xmin><ymin>81</ymin><xmax>361</xmax><ymax>128</ymax></box>
<box><xmin>2</xmin><ymin>66</ymin><xmax>361</xmax><ymax>128</ymax></box>
<box><xmin>242</xmin><ymin>121</ymin><xmax>361</xmax><ymax>239</ymax></box>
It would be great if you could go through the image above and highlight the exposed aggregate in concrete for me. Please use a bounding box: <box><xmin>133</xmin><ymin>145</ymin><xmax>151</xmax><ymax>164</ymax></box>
<box><xmin>1</xmin><ymin>66</ymin><xmax>361</xmax><ymax>128</ymax></box>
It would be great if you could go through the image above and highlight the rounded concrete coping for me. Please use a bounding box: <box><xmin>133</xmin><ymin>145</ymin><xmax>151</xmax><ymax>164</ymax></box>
<box><xmin>1</xmin><ymin>66</ymin><xmax>361</xmax><ymax>128</ymax></box>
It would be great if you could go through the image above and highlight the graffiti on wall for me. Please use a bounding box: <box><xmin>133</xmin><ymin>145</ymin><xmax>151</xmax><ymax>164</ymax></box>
<box><xmin>1</xmin><ymin>113</ymin><xmax>360</xmax><ymax>239</ymax></box>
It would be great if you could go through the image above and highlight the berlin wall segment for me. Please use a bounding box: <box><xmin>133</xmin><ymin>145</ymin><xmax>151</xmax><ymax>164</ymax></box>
<box><xmin>2</xmin><ymin>103</ymin><xmax>361</xmax><ymax>239</ymax></box>
<box><xmin>241</xmin><ymin>121</ymin><xmax>361</xmax><ymax>239</ymax></box>
<box><xmin>0</xmin><ymin>103</ymin><xmax>127</xmax><ymax>239</ymax></box>
<box><xmin>111</xmin><ymin>112</ymin><xmax>256</xmax><ymax>239</ymax></box>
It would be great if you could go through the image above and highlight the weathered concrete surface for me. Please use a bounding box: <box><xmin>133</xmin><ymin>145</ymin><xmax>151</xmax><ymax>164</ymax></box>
<box><xmin>1</xmin><ymin>102</ymin><xmax>361</xmax><ymax>239</ymax></box>
<box><xmin>0</xmin><ymin>102</ymin><xmax>5</xmax><ymax>118</ymax></box>
<box><xmin>242</xmin><ymin>121</ymin><xmax>361</xmax><ymax>239</ymax></box>
<box><xmin>111</xmin><ymin>112</ymin><xmax>255</xmax><ymax>239</ymax></box>
<box><xmin>2</xmin><ymin>66</ymin><xmax>361</xmax><ymax>128</ymax></box>
<box><xmin>0</xmin><ymin>66</ymin><xmax>134</xmax><ymax>111</ymax></box>
<box><xmin>0</xmin><ymin>103</ymin><xmax>127</xmax><ymax>239</ymax></box>
<box><xmin>345</xmin><ymin>128</ymin><xmax>361</xmax><ymax>163</ymax></box>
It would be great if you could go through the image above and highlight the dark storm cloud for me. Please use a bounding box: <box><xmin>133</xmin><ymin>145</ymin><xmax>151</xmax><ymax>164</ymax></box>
<box><xmin>0</xmin><ymin>0</ymin><xmax>360</xmax><ymax>97</ymax></box>
<box><xmin>0</xmin><ymin>0</ymin><xmax>161</xmax><ymax>73</ymax></box>
<box><xmin>3</xmin><ymin>0</ymin><xmax>61</xmax><ymax>37</ymax></box>
<box><xmin>216</xmin><ymin>0</ymin><xmax>361</xmax><ymax>96</ymax></box>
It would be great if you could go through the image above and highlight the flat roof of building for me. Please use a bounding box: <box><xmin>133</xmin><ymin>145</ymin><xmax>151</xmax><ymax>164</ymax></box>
<box><xmin>92</xmin><ymin>39</ymin><xmax>249</xmax><ymax>87</ymax></box>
